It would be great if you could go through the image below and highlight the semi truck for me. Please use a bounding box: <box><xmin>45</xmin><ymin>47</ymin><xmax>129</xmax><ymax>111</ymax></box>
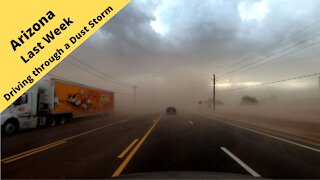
<box><xmin>1</xmin><ymin>78</ymin><xmax>114</xmax><ymax>135</ymax></box>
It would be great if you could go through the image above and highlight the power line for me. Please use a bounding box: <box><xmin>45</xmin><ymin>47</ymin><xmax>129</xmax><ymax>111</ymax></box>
<box><xmin>48</xmin><ymin>73</ymin><xmax>133</xmax><ymax>96</ymax></box>
<box><xmin>227</xmin><ymin>40</ymin><xmax>320</xmax><ymax>80</ymax></box>
<box><xmin>216</xmin><ymin>35</ymin><xmax>320</xmax><ymax>81</ymax></box>
<box><xmin>68</xmin><ymin>55</ymin><xmax>134</xmax><ymax>87</ymax></box>
<box><xmin>201</xmin><ymin>72</ymin><xmax>320</xmax><ymax>99</ymax></box>
<box><xmin>217</xmin><ymin>32</ymin><xmax>320</xmax><ymax>80</ymax></box>
<box><xmin>218</xmin><ymin>72</ymin><xmax>320</xmax><ymax>93</ymax></box>
<box><xmin>216</xmin><ymin>20</ymin><xmax>320</xmax><ymax>79</ymax></box>
<box><xmin>64</xmin><ymin>59</ymin><xmax>134</xmax><ymax>88</ymax></box>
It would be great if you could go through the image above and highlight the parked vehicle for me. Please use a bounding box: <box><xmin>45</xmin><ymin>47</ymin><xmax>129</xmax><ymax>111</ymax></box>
<box><xmin>1</xmin><ymin>78</ymin><xmax>114</xmax><ymax>135</ymax></box>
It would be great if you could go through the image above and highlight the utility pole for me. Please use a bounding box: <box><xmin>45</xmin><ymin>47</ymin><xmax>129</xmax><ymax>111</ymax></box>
<box><xmin>318</xmin><ymin>76</ymin><xmax>320</xmax><ymax>99</ymax></box>
<box><xmin>213</xmin><ymin>74</ymin><xmax>216</xmax><ymax>113</ymax></box>
<box><xmin>133</xmin><ymin>86</ymin><xmax>137</xmax><ymax>106</ymax></box>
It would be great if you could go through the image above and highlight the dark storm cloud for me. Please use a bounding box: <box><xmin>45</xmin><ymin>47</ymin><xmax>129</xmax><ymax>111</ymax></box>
<box><xmin>90</xmin><ymin>1</ymin><xmax>163</xmax><ymax>53</ymax></box>
<box><xmin>83</xmin><ymin>0</ymin><xmax>246</xmax><ymax>71</ymax></box>
<box><xmin>82</xmin><ymin>0</ymin><xmax>320</xmax><ymax>75</ymax></box>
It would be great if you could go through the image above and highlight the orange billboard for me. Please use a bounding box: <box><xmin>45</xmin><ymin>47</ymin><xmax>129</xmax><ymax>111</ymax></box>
<box><xmin>53</xmin><ymin>81</ymin><xmax>114</xmax><ymax>117</ymax></box>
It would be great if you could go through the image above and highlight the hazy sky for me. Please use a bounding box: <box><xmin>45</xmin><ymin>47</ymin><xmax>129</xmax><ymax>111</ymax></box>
<box><xmin>51</xmin><ymin>0</ymin><xmax>320</xmax><ymax>110</ymax></box>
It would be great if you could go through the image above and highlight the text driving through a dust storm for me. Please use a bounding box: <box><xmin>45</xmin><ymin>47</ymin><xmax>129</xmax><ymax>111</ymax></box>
<box><xmin>4</xmin><ymin>48</ymin><xmax>65</xmax><ymax>101</ymax></box>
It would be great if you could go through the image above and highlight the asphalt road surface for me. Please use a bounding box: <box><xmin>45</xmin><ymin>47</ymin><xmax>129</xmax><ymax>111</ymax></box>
<box><xmin>1</xmin><ymin>113</ymin><xmax>320</xmax><ymax>179</ymax></box>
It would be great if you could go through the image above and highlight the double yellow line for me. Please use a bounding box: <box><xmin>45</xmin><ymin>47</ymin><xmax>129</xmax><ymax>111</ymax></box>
<box><xmin>1</xmin><ymin>119</ymin><xmax>128</xmax><ymax>164</ymax></box>
<box><xmin>1</xmin><ymin>140</ymin><xmax>66</xmax><ymax>163</ymax></box>
<box><xmin>112</xmin><ymin>115</ymin><xmax>161</xmax><ymax>177</ymax></box>
<box><xmin>2</xmin><ymin>115</ymin><xmax>160</xmax><ymax>177</ymax></box>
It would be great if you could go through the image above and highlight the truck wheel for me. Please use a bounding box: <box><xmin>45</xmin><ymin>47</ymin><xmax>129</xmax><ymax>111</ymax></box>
<box><xmin>2</xmin><ymin>120</ymin><xmax>18</xmax><ymax>136</ymax></box>
<box><xmin>48</xmin><ymin>118</ymin><xmax>56</xmax><ymax>127</ymax></box>
<box><xmin>60</xmin><ymin>117</ymin><xmax>66</xmax><ymax>125</ymax></box>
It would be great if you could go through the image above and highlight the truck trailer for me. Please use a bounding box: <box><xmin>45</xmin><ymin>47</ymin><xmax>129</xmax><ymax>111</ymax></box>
<box><xmin>1</xmin><ymin>78</ymin><xmax>114</xmax><ymax>135</ymax></box>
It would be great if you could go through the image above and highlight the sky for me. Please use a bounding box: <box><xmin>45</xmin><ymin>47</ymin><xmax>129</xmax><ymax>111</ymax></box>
<box><xmin>51</xmin><ymin>0</ymin><xmax>320</xmax><ymax>112</ymax></box>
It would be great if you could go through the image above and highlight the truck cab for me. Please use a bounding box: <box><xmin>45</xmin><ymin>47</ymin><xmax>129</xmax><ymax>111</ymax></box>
<box><xmin>1</xmin><ymin>89</ymin><xmax>38</xmax><ymax>135</ymax></box>
<box><xmin>1</xmin><ymin>79</ymin><xmax>58</xmax><ymax>135</ymax></box>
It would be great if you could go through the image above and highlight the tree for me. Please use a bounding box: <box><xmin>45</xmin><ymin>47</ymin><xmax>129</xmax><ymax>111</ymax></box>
<box><xmin>241</xmin><ymin>95</ymin><xmax>258</xmax><ymax>105</ymax></box>
<box><xmin>204</xmin><ymin>98</ymin><xmax>223</xmax><ymax>107</ymax></box>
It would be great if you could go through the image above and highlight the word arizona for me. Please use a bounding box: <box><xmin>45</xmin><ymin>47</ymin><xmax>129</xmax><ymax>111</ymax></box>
<box><xmin>10</xmin><ymin>11</ymin><xmax>56</xmax><ymax>51</ymax></box>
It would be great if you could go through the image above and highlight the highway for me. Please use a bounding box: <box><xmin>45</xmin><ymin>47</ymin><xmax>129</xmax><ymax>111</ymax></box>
<box><xmin>1</xmin><ymin>113</ymin><xmax>320</xmax><ymax>179</ymax></box>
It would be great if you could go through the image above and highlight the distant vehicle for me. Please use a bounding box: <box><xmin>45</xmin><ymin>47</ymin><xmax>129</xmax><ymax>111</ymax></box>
<box><xmin>1</xmin><ymin>78</ymin><xmax>114</xmax><ymax>136</ymax></box>
<box><xmin>166</xmin><ymin>107</ymin><xmax>177</xmax><ymax>115</ymax></box>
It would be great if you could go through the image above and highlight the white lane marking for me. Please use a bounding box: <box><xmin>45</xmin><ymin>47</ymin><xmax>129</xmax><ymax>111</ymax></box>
<box><xmin>221</xmin><ymin>147</ymin><xmax>261</xmax><ymax>177</ymax></box>
<box><xmin>203</xmin><ymin>115</ymin><xmax>320</xmax><ymax>153</ymax></box>
<box><xmin>188</xmin><ymin>120</ymin><xmax>194</xmax><ymax>125</ymax></box>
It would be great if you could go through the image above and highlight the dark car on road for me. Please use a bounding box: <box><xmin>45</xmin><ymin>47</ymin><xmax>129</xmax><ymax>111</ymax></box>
<box><xmin>166</xmin><ymin>107</ymin><xmax>177</xmax><ymax>115</ymax></box>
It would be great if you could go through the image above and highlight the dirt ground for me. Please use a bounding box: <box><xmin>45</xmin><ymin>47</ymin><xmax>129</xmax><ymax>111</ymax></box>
<box><xmin>211</xmin><ymin>111</ymin><xmax>320</xmax><ymax>147</ymax></box>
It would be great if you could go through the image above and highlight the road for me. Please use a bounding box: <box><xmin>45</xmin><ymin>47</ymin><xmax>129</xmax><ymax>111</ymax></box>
<box><xmin>1</xmin><ymin>113</ymin><xmax>320</xmax><ymax>179</ymax></box>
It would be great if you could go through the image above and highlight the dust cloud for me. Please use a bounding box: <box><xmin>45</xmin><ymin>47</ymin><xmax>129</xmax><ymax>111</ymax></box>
<box><xmin>49</xmin><ymin>0</ymin><xmax>320</xmax><ymax>142</ymax></box>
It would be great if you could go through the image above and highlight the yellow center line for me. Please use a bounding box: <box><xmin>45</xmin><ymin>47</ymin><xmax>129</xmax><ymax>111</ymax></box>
<box><xmin>64</xmin><ymin>119</ymin><xmax>128</xmax><ymax>141</ymax></box>
<box><xmin>1</xmin><ymin>140</ymin><xmax>66</xmax><ymax>162</ymax></box>
<box><xmin>3</xmin><ymin>141</ymin><xmax>67</xmax><ymax>163</ymax></box>
<box><xmin>112</xmin><ymin>115</ymin><xmax>162</xmax><ymax>177</ymax></box>
<box><xmin>117</xmin><ymin>138</ymin><xmax>139</xmax><ymax>159</ymax></box>
<box><xmin>2</xmin><ymin>118</ymin><xmax>129</xmax><ymax>163</ymax></box>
